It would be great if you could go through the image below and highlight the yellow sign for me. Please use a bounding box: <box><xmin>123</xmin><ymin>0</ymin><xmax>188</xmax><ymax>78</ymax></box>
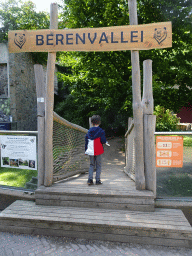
<box><xmin>8</xmin><ymin>22</ymin><xmax>172</xmax><ymax>53</ymax></box>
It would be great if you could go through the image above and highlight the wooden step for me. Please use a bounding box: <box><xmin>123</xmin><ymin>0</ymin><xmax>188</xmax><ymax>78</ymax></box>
<box><xmin>0</xmin><ymin>200</ymin><xmax>191</xmax><ymax>248</ymax></box>
<box><xmin>35</xmin><ymin>185</ymin><xmax>155</xmax><ymax>212</ymax></box>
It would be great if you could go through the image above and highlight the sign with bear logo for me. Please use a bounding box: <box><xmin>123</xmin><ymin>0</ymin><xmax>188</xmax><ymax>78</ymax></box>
<box><xmin>8</xmin><ymin>22</ymin><xmax>172</xmax><ymax>53</ymax></box>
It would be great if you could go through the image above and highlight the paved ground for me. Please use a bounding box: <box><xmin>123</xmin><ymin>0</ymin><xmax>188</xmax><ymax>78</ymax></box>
<box><xmin>0</xmin><ymin>231</ymin><xmax>192</xmax><ymax>256</ymax></box>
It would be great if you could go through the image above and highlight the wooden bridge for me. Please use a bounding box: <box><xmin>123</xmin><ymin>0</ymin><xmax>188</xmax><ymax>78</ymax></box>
<box><xmin>0</xmin><ymin>138</ymin><xmax>191</xmax><ymax>248</ymax></box>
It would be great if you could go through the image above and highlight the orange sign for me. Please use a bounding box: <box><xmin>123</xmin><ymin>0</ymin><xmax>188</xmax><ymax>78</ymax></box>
<box><xmin>156</xmin><ymin>136</ymin><xmax>183</xmax><ymax>167</ymax></box>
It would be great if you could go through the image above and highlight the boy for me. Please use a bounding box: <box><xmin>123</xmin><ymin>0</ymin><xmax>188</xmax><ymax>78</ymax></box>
<box><xmin>85</xmin><ymin>115</ymin><xmax>106</xmax><ymax>185</ymax></box>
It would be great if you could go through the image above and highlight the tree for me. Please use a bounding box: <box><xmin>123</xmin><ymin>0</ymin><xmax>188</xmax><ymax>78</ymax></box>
<box><xmin>0</xmin><ymin>0</ymin><xmax>50</xmax><ymax>63</ymax></box>
<box><xmin>138</xmin><ymin>0</ymin><xmax>192</xmax><ymax>112</ymax></box>
<box><xmin>154</xmin><ymin>105</ymin><xmax>180</xmax><ymax>131</ymax></box>
<box><xmin>56</xmin><ymin>0</ymin><xmax>132</xmax><ymax>133</ymax></box>
<box><xmin>55</xmin><ymin>0</ymin><xmax>191</xmax><ymax>132</ymax></box>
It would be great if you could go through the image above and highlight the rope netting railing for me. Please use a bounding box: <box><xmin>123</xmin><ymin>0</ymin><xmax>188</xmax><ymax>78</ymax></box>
<box><xmin>124</xmin><ymin>117</ymin><xmax>136</xmax><ymax>181</ymax></box>
<box><xmin>52</xmin><ymin>112</ymin><xmax>89</xmax><ymax>182</ymax></box>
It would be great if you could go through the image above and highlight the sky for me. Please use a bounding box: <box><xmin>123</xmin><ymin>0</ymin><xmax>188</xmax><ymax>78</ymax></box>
<box><xmin>28</xmin><ymin>0</ymin><xmax>62</xmax><ymax>13</ymax></box>
<box><xmin>30</xmin><ymin>0</ymin><xmax>62</xmax><ymax>13</ymax></box>
<box><xmin>1</xmin><ymin>0</ymin><xmax>62</xmax><ymax>13</ymax></box>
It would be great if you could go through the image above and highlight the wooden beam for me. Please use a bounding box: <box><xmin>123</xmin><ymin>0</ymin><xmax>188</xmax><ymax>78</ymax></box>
<box><xmin>44</xmin><ymin>3</ymin><xmax>58</xmax><ymax>187</ymax></box>
<box><xmin>128</xmin><ymin>0</ymin><xmax>145</xmax><ymax>190</ymax></box>
<box><xmin>34</xmin><ymin>64</ymin><xmax>45</xmax><ymax>187</ymax></box>
<box><xmin>8</xmin><ymin>22</ymin><xmax>172</xmax><ymax>53</ymax></box>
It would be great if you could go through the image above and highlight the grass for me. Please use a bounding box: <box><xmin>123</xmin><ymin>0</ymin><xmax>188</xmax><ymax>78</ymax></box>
<box><xmin>155</xmin><ymin>135</ymin><xmax>192</xmax><ymax>147</ymax></box>
<box><xmin>0</xmin><ymin>166</ymin><xmax>37</xmax><ymax>188</ymax></box>
<box><xmin>183</xmin><ymin>136</ymin><xmax>192</xmax><ymax>147</ymax></box>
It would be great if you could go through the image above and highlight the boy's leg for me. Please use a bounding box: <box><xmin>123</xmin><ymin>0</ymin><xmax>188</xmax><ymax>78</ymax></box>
<box><xmin>95</xmin><ymin>155</ymin><xmax>102</xmax><ymax>182</ymax></box>
<box><xmin>88</xmin><ymin>156</ymin><xmax>95</xmax><ymax>183</ymax></box>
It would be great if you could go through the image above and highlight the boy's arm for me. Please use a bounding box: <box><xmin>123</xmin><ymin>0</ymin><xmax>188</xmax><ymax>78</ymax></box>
<box><xmin>85</xmin><ymin>134</ymin><xmax>88</xmax><ymax>151</ymax></box>
<box><xmin>100</xmin><ymin>129</ymin><xmax>106</xmax><ymax>144</ymax></box>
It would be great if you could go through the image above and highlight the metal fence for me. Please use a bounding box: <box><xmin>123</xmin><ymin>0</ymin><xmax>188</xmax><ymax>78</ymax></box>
<box><xmin>53</xmin><ymin>112</ymin><xmax>89</xmax><ymax>182</ymax></box>
<box><xmin>124</xmin><ymin>125</ymin><xmax>192</xmax><ymax>197</ymax></box>
<box><xmin>155</xmin><ymin>131</ymin><xmax>192</xmax><ymax>198</ymax></box>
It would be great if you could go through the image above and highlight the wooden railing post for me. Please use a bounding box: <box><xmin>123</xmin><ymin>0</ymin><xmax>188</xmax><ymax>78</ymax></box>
<box><xmin>128</xmin><ymin>0</ymin><xmax>145</xmax><ymax>190</ymax></box>
<box><xmin>89</xmin><ymin>117</ymin><xmax>93</xmax><ymax>128</ymax></box>
<box><xmin>126</xmin><ymin>117</ymin><xmax>133</xmax><ymax>171</ymax></box>
<box><xmin>142</xmin><ymin>59</ymin><xmax>156</xmax><ymax>197</ymax></box>
<box><xmin>34</xmin><ymin>64</ymin><xmax>45</xmax><ymax>187</ymax></box>
<box><xmin>142</xmin><ymin>60</ymin><xmax>153</xmax><ymax>114</ymax></box>
<box><xmin>44</xmin><ymin>3</ymin><xmax>58</xmax><ymax>186</ymax></box>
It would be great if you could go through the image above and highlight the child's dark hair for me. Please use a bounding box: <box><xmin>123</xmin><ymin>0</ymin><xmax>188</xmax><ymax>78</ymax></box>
<box><xmin>91</xmin><ymin>115</ymin><xmax>101</xmax><ymax>125</ymax></box>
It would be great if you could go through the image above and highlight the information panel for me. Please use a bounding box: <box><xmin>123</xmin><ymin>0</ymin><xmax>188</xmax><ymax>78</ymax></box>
<box><xmin>0</xmin><ymin>135</ymin><xmax>37</xmax><ymax>170</ymax></box>
<box><xmin>156</xmin><ymin>136</ymin><xmax>183</xmax><ymax>167</ymax></box>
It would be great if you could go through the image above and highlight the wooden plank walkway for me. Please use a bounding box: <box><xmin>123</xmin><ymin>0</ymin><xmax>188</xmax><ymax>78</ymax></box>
<box><xmin>35</xmin><ymin>171</ymin><xmax>155</xmax><ymax>211</ymax></box>
<box><xmin>0</xmin><ymin>200</ymin><xmax>191</xmax><ymax>248</ymax></box>
<box><xmin>35</xmin><ymin>138</ymin><xmax>154</xmax><ymax>211</ymax></box>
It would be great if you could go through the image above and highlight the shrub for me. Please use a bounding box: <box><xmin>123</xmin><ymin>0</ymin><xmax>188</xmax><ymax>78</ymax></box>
<box><xmin>153</xmin><ymin>105</ymin><xmax>180</xmax><ymax>131</ymax></box>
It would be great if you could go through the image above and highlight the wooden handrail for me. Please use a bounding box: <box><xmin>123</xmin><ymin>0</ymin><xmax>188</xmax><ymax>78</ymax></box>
<box><xmin>125</xmin><ymin>121</ymin><xmax>134</xmax><ymax>138</ymax></box>
<box><xmin>53</xmin><ymin>112</ymin><xmax>88</xmax><ymax>134</ymax></box>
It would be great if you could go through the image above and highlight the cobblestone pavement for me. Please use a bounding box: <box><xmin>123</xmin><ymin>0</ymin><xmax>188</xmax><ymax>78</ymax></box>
<box><xmin>0</xmin><ymin>231</ymin><xmax>191</xmax><ymax>256</ymax></box>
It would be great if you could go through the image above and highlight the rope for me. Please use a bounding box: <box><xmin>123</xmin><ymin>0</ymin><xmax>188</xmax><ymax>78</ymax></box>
<box><xmin>52</xmin><ymin>112</ymin><xmax>89</xmax><ymax>182</ymax></box>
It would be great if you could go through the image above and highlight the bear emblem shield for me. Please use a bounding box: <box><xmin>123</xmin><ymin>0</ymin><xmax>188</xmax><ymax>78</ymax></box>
<box><xmin>154</xmin><ymin>27</ymin><xmax>167</xmax><ymax>45</ymax></box>
<box><xmin>14</xmin><ymin>33</ymin><xmax>26</xmax><ymax>49</ymax></box>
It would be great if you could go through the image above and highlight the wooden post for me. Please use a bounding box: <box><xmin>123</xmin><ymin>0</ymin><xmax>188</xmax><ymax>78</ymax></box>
<box><xmin>142</xmin><ymin>59</ymin><xmax>156</xmax><ymax>196</ymax></box>
<box><xmin>144</xmin><ymin>115</ymin><xmax>156</xmax><ymax>196</ymax></box>
<box><xmin>128</xmin><ymin>0</ymin><xmax>145</xmax><ymax>190</ymax></box>
<box><xmin>34</xmin><ymin>65</ymin><xmax>45</xmax><ymax>187</ymax></box>
<box><xmin>142</xmin><ymin>60</ymin><xmax>153</xmax><ymax>114</ymax></box>
<box><xmin>44</xmin><ymin>3</ymin><xmax>58</xmax><ymax>186</ymax></box>
<box><xmin>89</xmin><ymin>117</ymin><xmax>93</xmax><ymax>128</ymax></box>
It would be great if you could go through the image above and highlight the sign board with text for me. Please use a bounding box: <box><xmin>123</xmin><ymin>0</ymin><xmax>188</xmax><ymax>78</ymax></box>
<box><xmin>8</xmin><ymin>22</ymin><xmax>172</xmax><ymax>53</ymax></box>
<box><xmin>0</xmin><ymin>135</ymin><xmax>37</xmax><ymax>170</ymax></box>
<box><xmin>156</xmin><ymin>136</ymin><xmax>183</xmax><ymax>168</ymax></box>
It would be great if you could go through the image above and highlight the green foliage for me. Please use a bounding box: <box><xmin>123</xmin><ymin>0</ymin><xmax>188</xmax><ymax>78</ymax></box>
<box><xmin>183</xmin><ymin>136</ymin><xmax>192</xmax><ymax>147</ymax></box>
<box><xmin>0</xmin><ymin>0</ymin><xmax>50</xmax><ymax>64</ymax></box>
<box><xmin>55</xmin><ymin>0</ymin><xmax>192</xmax><ymax>132</ymax></box>
<box><xmin>138</xmin><ymin>0</ymin><xmax>192</xmax><ymax>111</ymax></box>
<box><xmin>0</xmin><ymin>166</ymin><xmax>37</xmax><ymax>188</ymax></box>
<box><xmin>0</xmin><ymin>99</ymin><xmax>10</xmax><ymax>116</ymax></box>
<box><xmin>56</xmin><ymin>0</ymin><xmax>133</xmax><ymax>133</ymax></box>
<box><xmin>1</xmin><ymin>0</ymin><xmax>191</xmax><ymax>129</ymax></box>
<box><xmin>0</xmin><ymin>0</ymin><xmax>50</xmax><ymax>41</ymax></box>
<box><xmin>153</xmin><ymin>105</ymin><xmax>180</xmax><ymax>131</ymax></box>
<box><xmin>55</xmin><ymin>50</ymin><xmax>132</xmax><ymax>134</ymax></box>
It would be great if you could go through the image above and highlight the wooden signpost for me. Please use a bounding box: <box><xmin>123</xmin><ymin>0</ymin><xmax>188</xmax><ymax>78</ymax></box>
<box><xmin>8</xmin><ymin>1</ymin><xmax>172</xmax><ymax>191</ymax></box>
<box><xmin>9</xmin><ymin>22</ymin><xmax>172</xmax><ymax>53</ymax></box>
